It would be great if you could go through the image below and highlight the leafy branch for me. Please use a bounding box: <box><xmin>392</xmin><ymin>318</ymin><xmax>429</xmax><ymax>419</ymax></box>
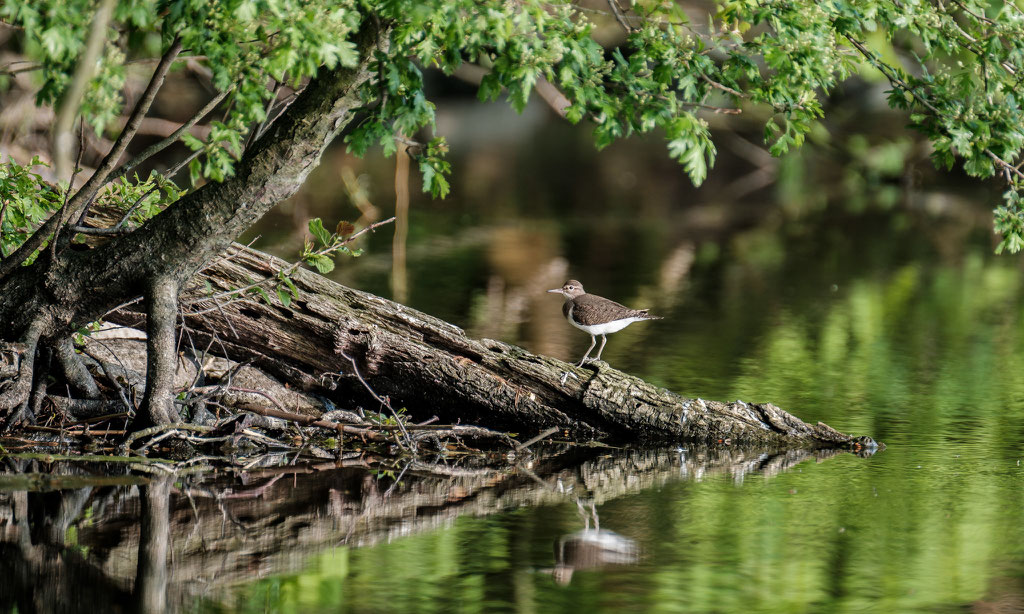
<box><xmin>183</xmin><ymin>217</ymin><xmax>396</xmax><ymax>314</ymax></box>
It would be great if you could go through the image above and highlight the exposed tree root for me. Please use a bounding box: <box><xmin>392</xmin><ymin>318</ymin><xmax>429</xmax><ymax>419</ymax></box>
<box><xmin>0</xmin><ymin>323</ymin><xmax>43</xmax><ymax>420</ymax></box>
<box><xmin>48</xmin><ymin>396</ymin><xmax>127</xmax><ymax>419</ymax></box>
<box><xmin>55</xmin><ymin>337</ymin><xmax>101</xmax><ymax>399</ymax></box>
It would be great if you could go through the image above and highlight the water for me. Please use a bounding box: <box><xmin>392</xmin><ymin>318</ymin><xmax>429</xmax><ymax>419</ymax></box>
<box><xmin>5</xmin><ymin>107</ymin><xmax>1024</xmax><ymax>611</ymax></box>
<box><xmin>187</xmin><ymin>446</ymin><xmax>1024</xmax><ymax>613</ymax></box>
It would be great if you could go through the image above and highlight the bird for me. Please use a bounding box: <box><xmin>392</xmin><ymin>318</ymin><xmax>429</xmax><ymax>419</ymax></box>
<box><xmin>546</xmin><ymin>498</ymin><xmax>638</xmax><ymax>586</ymax></box>
<box><xmin>547</xmin><ymin>280</ymin><xmax>662</xmax><ymax>367</ymax></box>
<box><xmin>551</xmin><ymin>527</ymin><xmax>639</xmax><ymax>585</ymax></box>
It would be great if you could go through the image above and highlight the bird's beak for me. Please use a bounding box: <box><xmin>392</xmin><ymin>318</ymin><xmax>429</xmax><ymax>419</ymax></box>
<box><xmin>547</xmin><ymin>288</ymin><xmax>563</xmax><ymax>294</ymax></box>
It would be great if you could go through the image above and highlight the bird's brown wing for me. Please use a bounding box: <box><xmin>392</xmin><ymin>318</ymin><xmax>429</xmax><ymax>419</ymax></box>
<box><xmin>572</xmin><ymin>293</ymin><xmax>649</xmax><ymax>325</ymax></box>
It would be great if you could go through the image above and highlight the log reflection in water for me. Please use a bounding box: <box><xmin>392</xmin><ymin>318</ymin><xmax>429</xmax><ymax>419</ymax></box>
<box><xmin>0</xmin><ymin>444</ymin><xmax>872</xmax><ymax>610</ymax></box>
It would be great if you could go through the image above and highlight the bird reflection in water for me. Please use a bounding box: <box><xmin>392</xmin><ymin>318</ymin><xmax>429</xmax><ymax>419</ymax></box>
<box><xmin>549</xmin><ymin>498</ymin><xmax>638</xmax><ymax>586</ymax></box>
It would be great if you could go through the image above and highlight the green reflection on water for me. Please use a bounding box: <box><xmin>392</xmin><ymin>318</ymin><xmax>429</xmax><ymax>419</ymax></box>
<box><xmin>205</xmin><ymin>205</ymin><xmax>1024</xmax><ymax>613</ymax></box>
<box><xmin>206</xmin><ymin>445</ymin><xmax>1024</xmax><ymax>613</ymax></box>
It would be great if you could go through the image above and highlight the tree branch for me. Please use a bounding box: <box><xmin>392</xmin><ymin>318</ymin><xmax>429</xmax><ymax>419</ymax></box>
<box><xmin>108</xmin><ymin>88</ymin><xmax>230</xmax><ymax>184</ymax></box>
<box><xmin>0</xmin><ymin>198</ymin><xmax>9</xmax><ymax>255</ymax></box>
<box><xmin>606</xmin><ymin>0</ymin><xmax>633</xmax><ymax>33</ymax></box>
<box><xmin>844</xmin><ymin>34</ymin><xmax>1024</xmax><ymax>185</ymax></box>
<box><xmin>0</xmin><ymin>37</ymin><xmax>183</xmax><ymax>282</ymax></box>
<box><xmin>245</xmin><ymin>80</ymin><xmax>282</xmax><ymax>153</ymax></box>
<box><xmin>51</xmin><ymin>0</ymin><xmax>116</xmax><ymax>182</ymax></box>
<box><xmin>74</xmin><ymin>36</ymin><xmax>184</xmax><ymax>225</ymax></box>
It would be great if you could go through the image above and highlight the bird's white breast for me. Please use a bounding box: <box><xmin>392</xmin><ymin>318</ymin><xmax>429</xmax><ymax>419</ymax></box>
<box><xmin>566</xmin><ymin>305</ymin><xmax>644</xmax><ymax>334</ymax></box>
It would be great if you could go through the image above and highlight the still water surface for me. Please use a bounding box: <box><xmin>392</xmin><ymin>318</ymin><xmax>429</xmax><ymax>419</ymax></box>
<box><xmin>211</xmin><ymin>444</ymin><xmax>1024</xmax><ymax>613</ymax></box>
<box><xmin>5</xmin><ymin>122</ymin><xmax>1024</xmax><ymax>612</ymax></box>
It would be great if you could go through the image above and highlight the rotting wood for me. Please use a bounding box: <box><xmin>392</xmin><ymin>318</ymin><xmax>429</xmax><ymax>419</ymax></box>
<box><xmin>106</xmin><ymin>244</ymin><xmax>878</xmax><ymax>449</ymax></box>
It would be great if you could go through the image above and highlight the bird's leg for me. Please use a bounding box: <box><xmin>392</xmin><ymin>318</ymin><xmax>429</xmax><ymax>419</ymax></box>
<box><xmin>575</xmin><ymin>334</ymin><xmax>597</xmax><ymax>367</ymax></box>
<box><xmin>593</xmin><ymin>335</ymin><xmax>608</xmax><ymax>362</ymax></box>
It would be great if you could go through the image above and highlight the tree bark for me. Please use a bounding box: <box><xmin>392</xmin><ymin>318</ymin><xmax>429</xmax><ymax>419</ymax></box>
<box><xmin>139</xmin><ymin>277</ymin><xmax>181</xmax><ymax>427</ymax></box>
<box><xmin>107</xmin><ymin>244</ymin><xmax>876</xmax><ymax>448</ymax></box>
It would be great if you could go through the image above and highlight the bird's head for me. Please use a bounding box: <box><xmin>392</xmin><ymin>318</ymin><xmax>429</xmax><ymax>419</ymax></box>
<box><xmin>547</xmin><ymin>280</ymin><xmax>585</xmax><ymax>298</ymax></box>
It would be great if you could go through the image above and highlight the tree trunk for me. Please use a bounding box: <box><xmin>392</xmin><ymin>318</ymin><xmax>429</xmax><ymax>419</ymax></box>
<box><xmin>0</xmin><ymin>25</ymin><xmax>388</xmax><ymax>423</ymax></box>
<box><xmin>105</xmin><ymin>244</ymin><xmax>876</xmax><ymax>448</ymax></box>
<box><xmin>139</xmin><ymin>277</ymin><xmax>181</xmax><ymax>426</ymax></box>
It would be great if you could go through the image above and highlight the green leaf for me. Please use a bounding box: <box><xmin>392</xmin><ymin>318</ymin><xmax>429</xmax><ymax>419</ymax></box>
<box><xmin>307</xmin><ymin>253</ymin><xmax>335</xmax><ymax>274</ymax></box>
<box><xmin>478</xmin><ymin>72</ymin><xmax>502</xmax><ymax>102</ymax></box>
<box><xmin>308</xmin><ymin>218</ymin><xmax>332</xmax><ymax>246</ymax></box>
<box><xmin>181</xmin><ymin>133</ymin><xmax>205</xmax><ymax>151</ymax></box>
<box><xmin>276</xmin><ymin>287</ymin><xmax>293</xmax><ymax>308</ymax></box>
<box><xmin>283</xmin><ymin>276</ymin><xmax>299</xmax><ymax>299</ymax></box>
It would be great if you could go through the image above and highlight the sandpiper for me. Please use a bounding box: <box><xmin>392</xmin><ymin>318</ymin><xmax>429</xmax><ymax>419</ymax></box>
<box><xmin>547</xmin><ymin>280</ymin><xmax>662</xmax><ymax>367</ymax></box>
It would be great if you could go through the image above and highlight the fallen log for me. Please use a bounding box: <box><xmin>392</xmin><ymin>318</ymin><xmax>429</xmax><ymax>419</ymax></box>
<box><xmin>108</xmin><ymin>244</ymin><xmax>876</xmax><ymax>449</ymax></box>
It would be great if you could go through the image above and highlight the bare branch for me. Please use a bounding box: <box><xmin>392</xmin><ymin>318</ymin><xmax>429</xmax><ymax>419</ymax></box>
<box><xmin>686</xmin><ymin>102</ymin><xmax>742</xmax><ymax>114</ymax></box>
<box><xmin>606</xmin><ymin>0</ymin><xmax>633</xmax><ymax>33</ymax></box>
<box><xmin>699</xmin><ymin>72</ymin><xmax>746</xmax><ymax>99</ymax></box>
<box><xmin>339</xmin><ymin>348</ymin><xmax>415</xmax><ymax>450</ymax></box>
<box><xmin>126</xmin><ymin>54</ymin><xmax>208</xmax><ymax>65</ymax></box>
<box><xmin>245</xmin><ymin>80</ymin><xmax>282</xmax><ymax>152</ymax></box>
<box><xmin>393</xmin><ymin>139</ymin><xmax>410</xmax><ymax>303</ymax></box>
<box><xmin>109</xmin><ymin>88</ymin><xmax>230</xmax><ymax>184</ymax></box>
<box><xmin>74</xmin><ymin>36</ymin><xmax>184</xmax><ymax>224</ymax></box>
<box><xmin>199</xmin><ymin>388</ymin><xmax>391</xmax><ymax>442</ymax></box>
<box><xmin>534</xmin><ymin>78</ymin><xmax>571</xmax><ymax>117</ymax></box>
<box><xmin>0</xmin><ymin>198</ymin><xmax>8</xmax><ymax>254</ymax></box>
<box><xmin>254</xmin><ymin>85</ymin><xmax>305</xmax><ymax>142</ymax></box>
<box><xmin>515</xmin><ymin>426</ymin><xmax>559</xmax><ymax>451</ymax></box>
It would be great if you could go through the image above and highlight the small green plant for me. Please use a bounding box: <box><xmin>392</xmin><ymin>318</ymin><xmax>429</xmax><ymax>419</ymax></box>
<box><xmin>0</xmin><ymin>156</ymin><xmax>63</xmax><ymax>258</ymax></box>
<box><xmin>301</xmin><ymin>217</ymin><xmax>364</xmax><ymax>275</ymax></box>
<box><xmin>92</xmin><ymin>171</ymin><xmax>186</xmax><ymax>228</ymax></box>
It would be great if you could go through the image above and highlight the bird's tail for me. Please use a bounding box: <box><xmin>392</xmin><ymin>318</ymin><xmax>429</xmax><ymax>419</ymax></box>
<box><xmin>637</xmin><ymin>309</ymin><xmax>663</xmax><ymax>320</ymax></box>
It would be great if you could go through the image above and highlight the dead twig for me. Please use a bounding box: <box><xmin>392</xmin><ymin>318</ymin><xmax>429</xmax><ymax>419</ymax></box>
<box><xmin>515</xmin><ymin>426</ymin><xmax>560</xmax><ymax>452</ymax></box>
<box><xmin>120</xmin><ymin>423</ymin><xmax>212</xmax><ymax>454</ymax></box>
<box><xmin>192</xmin><ymin>386</ymin><xmax>392</xmax><ymax>442</ymax></box>
<box><xmin>338</xmin><ymin>349</ymin><xmax>415</xmax><ymax>451</ymax></box>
